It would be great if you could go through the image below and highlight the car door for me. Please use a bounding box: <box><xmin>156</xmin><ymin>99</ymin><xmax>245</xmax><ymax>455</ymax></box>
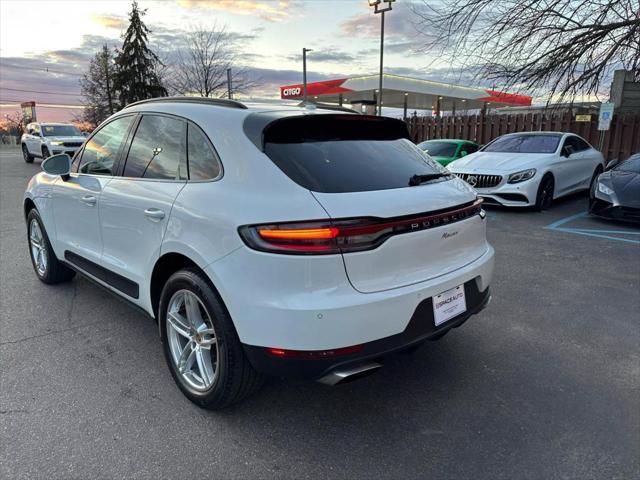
<box><xmin>557</xmin><ymin>135</ymin><xmax>588</xmax><ymax>195</ymax></box>
<box><xmin>53</xmin><ymin>115</ymin><xmax>135</xmax><ymax>269</ymax></box>
<box><xmin>99</xmin><ymin>114</ymin><xmax>187</xmax><ymax>304</ymax></box>
<box><xmin>26</xmin><ymin>124</ymin><xmax>41</xmax><ymax>155</ymax></box>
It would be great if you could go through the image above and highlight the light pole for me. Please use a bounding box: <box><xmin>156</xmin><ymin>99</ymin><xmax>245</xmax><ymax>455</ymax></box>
<box><xmin>368</xmin><ymin>0</ymin><xmax>395</xmax><ymax>116</ymax></box>
<box><xmin>302</xmin><ymin>48</ymin><xmax>313</xmax><ymax>103</ymax></box>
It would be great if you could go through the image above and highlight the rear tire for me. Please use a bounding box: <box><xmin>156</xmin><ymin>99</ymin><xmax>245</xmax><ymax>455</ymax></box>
<box><xmin>159</xmin><ymin>268</ymin><xmax>263</xmax><ymax>409</ymax></box>
<box><xmin>22</xmin><ymin>144</ymin><xmax>34</xmax><ymax>163</ymax></box>
<box><xmin>534</xmin><ymin>174</ymin><xmax>554</xmax><ymax>211</ymax></box>
<box><xmin>26</xmin><ymin>209</ymin><xmax>76</xmax><ymax>284</ymax></box>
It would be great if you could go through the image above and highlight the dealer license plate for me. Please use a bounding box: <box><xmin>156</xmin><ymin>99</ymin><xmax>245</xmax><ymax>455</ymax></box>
<box><xmin>433</xmin><ymin>284</ymin><xmax>467</xmax><ymax>326</ymax></box>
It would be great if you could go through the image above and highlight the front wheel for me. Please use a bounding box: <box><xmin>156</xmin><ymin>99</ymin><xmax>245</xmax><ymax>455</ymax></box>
<box><xmin>26</xmin><ymin>209</ymin><xmax>75</xmax><ymax>284</ymax></box>
<box><xmin>534</xmin><ymin>174</ymin><xmax>554</xmax><ymax>211</ymax></box>
<box><xmin>41</xmin><ymin>146</ymin><xmax>50</xmax><ymax>159</ymax></box>
<box><xmin>22</xmin><ymin>144</ymin><xmax>34</xmax><ymax>163</ymax></box>
<box><xmin>159</xmin><ymin>268</ymin><xmax>263</xmax><ymax>409</ymax></box>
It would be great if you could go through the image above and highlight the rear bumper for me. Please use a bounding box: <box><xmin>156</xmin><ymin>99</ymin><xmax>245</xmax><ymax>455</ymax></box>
<box><xmin>243</xmin><ymin>282</ymin><xmax>491</xmax><ymax>379</ymax></box>
<box><xmin>206</xmin><ymin>244</ymin><xmax>494</xmax><ymax>351</ymax></box>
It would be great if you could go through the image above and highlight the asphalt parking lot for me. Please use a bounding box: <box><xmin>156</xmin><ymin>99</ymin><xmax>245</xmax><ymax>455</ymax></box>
<box><xmin>1</xmin><ymin>146</ymin><xmax>638</xmax><ymax>479</ymax></box>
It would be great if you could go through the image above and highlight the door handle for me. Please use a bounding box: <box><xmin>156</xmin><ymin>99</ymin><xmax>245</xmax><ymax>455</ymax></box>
<box><xmin>80</xmin><ymin>195</ymin><xmax>97</xmax><ymax>206</ymax></box>
<box><xmin>144</xmin><ymin>208</ymin><xmax>165</xmax><ymax>220</ymax></box>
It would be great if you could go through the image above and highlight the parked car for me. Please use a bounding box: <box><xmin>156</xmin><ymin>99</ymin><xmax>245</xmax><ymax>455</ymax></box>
<box><xmin>21</xmin><ymin>122</ymin><xmax>86</xmax><ymax>163</ymax></box>
<box><xmin>447</xmin><ymin>132</ymin><xmax>605</xmax><ymax>210</ymax></box>
<box><xmin>589</xmin><ymin>153</ymin><xmax>640</xmax><ymax>223</ymax></box>
<box><xmin>23</xmin><ymin>97</ymin><xmax>494</xmax><ymax>409</ymax></box>
<box><xmin>418</xmin><ymin>139</ymin><xmax>480</xmax><ymax>166</ymax></box>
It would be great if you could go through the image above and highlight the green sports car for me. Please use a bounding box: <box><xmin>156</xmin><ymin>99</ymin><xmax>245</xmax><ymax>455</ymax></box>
<box><xmin>418</xmin><ymin>139</ymin><xmax>480</xmax><ymax>166</ymax></box>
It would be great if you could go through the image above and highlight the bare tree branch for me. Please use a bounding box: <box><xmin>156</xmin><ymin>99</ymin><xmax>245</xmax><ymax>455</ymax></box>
<box><xmin>412</xmin><ymin>0</ymin><xmax>640</xmax><ymax>103</ymax></box>
<box><xmin>166</xmin><ymin>25</ymin><xmax>259</xmax><ymax>98</ymax></box>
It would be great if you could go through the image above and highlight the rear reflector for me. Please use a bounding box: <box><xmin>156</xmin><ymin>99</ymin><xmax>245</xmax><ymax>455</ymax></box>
<box><xmin>266</xmin><ymin>344</ymin><xmax>364</xmax><ymax>358</ymax></box>
<box><xmin>239</xmin><ymin>198</ymin><xmax>483</xmax><ymax>255</ymax></box>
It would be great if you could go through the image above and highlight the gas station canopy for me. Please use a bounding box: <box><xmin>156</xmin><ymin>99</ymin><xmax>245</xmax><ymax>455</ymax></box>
<box><xmin>280</xmin><ymin>73</ymin><xmax>532</xmax><ymax>113</ymax></box>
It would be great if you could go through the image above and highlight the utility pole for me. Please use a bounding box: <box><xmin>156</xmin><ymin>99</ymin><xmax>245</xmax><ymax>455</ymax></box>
<box><xmin>303</xmin><ymin>48</ymin><xmax>312</xmax><ymax>103</ymax></box>
<box><xmin>227</xmin><ymin>68</ymin><xmax>232</xmax><ymax>99</ymax></box>
<box><xmin>369</xmin><ymin>1</ymin><xmax>395</xmax><ymax>116</ymax></box>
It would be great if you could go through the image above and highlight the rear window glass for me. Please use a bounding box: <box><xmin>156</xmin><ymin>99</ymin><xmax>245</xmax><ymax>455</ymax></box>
<box><xmin>483</xmin><ymin>134</ymin><xmax>561</xmax><ymax>153</ymax></box>
<box><xmin>262</xmin><ymin>115</ymin><xmax>444</xmax><ymax>193</ymax></box>
<box><xmin>419</xmin><ymin>141</ymin><xmax>458</xmax><ymax>157</ymax></box>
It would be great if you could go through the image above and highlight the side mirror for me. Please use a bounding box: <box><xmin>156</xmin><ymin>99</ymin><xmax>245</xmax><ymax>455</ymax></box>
<box><xmin>42</xmin><ymin>154</ymin><xmax>71</xmax><ymax>180</ymax></box>
<box><xmin>460</xmin><ymin>150</ymin><xmax>468</xmax><ymax>157</ymax></box>
<box><xmin>82</xmin><ymin>132</ymin><xmax>89</xmax><ymax>138</ymax></box>
<box><xmin>562</xmin><ymin>145</ymin><xmax>576</xmax><ymax>157</ymax></box>
<box><xmin>605</xmin><ymin>159</ymin><xmax>619</xmax><ymax>171</ymax></box>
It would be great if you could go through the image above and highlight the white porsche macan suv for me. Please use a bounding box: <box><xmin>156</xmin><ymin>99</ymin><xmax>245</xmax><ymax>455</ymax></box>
<box><xmin>447</xmin><ymin>132</ymin><xmax>605</xmax><ymax>210</ymax></box>
<box><xmin>24</xmin><ymin>98</ymin><xmax>494</xmax><ymax>408</ymax></box>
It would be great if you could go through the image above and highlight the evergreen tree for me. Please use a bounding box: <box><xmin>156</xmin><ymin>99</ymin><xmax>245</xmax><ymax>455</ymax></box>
<box><xmin>80</xmin><ymin>45</ymin><xmax>118</xmax><ymax>126</ymax></box>
<box><xmin>113</xmin><ymin>1</ymin><xmax>166</xmax><ymax>106</ymax></box>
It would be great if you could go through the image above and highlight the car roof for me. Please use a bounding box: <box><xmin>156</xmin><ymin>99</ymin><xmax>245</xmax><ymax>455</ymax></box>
<box><xmin>123</xmin><ymin>96</ymin><xmax>358</xmax><ymax>115</ymax></box>
<box><xmin>501</xmin><ymin>131</ymin><xmax>567</xmax><ymax>136</ymax></box>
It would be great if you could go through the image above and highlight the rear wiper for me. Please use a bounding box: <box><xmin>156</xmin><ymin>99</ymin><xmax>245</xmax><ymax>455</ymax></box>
<box><xmin>408</xmin><ymin>173</ymin><xmax>450</xmax><ymax>186</ymax></box>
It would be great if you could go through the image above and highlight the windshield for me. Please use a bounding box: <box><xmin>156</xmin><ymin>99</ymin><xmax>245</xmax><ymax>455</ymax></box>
<box><xmin>262</xmin><ymin>115</ymin><xmax>444</xmax><ymax>193</ymax></box>
<box><xmin>483</xmin><ymin>134</ymin><xmax>561</xmax><ymax>154</ymax></box>
<box><xmin>615</xmin><ymin>155</ymin><xmax>640</xmax><ymax>173</ymax></box>
<box><xmin>42</xmin><ymin>125</ymin><xmax>82</xmax><ymax>137</ymax></box>
<box><xmin>419</xmin><ymin>141</ymin><xmax>458</xmax><ymax>157</ymax></box>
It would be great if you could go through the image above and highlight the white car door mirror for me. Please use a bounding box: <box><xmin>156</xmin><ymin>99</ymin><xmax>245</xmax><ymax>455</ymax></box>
<box><xmin>42</xmin><ymin>154</ymin><xmax>71</xmax><ymax>179</ymax></box>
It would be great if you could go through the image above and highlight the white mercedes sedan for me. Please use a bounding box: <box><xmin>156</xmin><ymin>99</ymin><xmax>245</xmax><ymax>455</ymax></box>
<box><xmin>447</xmin><ymin>132</ymin><xmax>605</xmax><ymax>210</ymax></box>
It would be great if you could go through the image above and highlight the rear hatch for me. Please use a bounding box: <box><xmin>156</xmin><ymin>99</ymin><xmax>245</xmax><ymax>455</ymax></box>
<box><xmin>260</xmin><ymin>113</ymin><xmax>488</xmax><ymax>293</ymax></box>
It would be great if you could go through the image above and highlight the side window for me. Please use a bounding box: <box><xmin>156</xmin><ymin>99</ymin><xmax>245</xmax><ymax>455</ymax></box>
<box><xmin>574</xmin><ymin>137</ymin><xmax>590</xmax><ymax>151</ymax></box>
<box><xmin>32</xmin><ymin>124</ymin><xmax>41</xmax><ymax>136</ymax></box>
<box><xmin>464</xmin><ymin>144</ymin><xmax>478</xmax><ymax>154</ymax></box>
<box><xmin>79</xmin><ymin>116</ymin><xmax>134</xmax><ymax>176</ymax></box>
<box><xmin>187</xmin><ymin>124</ymin><xmax>221</xmax><ymax>180</ymax></box>
<box><xmin>123</xmin><ymin>115</ymin><xmax>186</xmax><ymax>180</ymax></box>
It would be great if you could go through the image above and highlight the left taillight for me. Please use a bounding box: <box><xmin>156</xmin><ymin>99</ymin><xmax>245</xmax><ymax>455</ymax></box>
<box><xmin>238</xmin><ymin>221</ymin><xmax>344</xmax><ymax>254</ymax></box>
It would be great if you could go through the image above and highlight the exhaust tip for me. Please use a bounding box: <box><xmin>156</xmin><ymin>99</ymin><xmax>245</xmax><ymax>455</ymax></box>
<box><xmin>317</xmin><ymin>362</ymin><xmax>382</xmax><ymax>386</ymax></box>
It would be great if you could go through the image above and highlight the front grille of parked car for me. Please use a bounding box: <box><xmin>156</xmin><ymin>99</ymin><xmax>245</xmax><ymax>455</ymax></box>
<box><xmin>63</xmin><ymin>142</ymin><xmax>83</xmax><ymax>147</ymax></box>
<box><xmin>455</xmin><ymin>173</ymin><xmax>502</xmax><ymax>189</ymax></box>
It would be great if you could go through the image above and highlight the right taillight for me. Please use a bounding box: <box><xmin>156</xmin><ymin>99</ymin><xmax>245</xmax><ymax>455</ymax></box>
<box><xmin>238</xmin><ymin>198</ymin><xmax>483</xmax><ymax>255</ymax></box>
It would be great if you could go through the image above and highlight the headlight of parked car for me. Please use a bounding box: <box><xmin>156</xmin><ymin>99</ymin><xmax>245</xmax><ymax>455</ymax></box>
<box><xmin>507</xmin><ymin>168</ymin><xmax>536</xmax><ymax>184</ymax></box>
<box><xmin>598</xmin><ymin>182</ymin><xmax>614</xmax><ymax>196</ymax></box>
<box><xmin>50</xmin><ymin>140</ymin><xmax>64</xmax><ymax>146</ymax></box>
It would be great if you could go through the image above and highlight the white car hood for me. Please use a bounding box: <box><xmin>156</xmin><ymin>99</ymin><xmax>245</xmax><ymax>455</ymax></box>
<box><xmin>449</xmin><ymin>151</ymin><xmax>553</xmax><ymax>173</ymax></box>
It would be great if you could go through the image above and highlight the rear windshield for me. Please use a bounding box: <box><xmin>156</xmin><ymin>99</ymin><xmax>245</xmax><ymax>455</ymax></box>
<box><xmin>419</xmin><ymin>141</ymin><xmax>458</xmax><ymax>157</ymax></box>
<box><xmin>483</xmin><ymin>134</ymin><xmax>561</xmax><ymax>153</ymax></box>
<box><xmin>263</xmin><ymin>115</ymin><xmax>445</xmax><ymax>193</ymax></box>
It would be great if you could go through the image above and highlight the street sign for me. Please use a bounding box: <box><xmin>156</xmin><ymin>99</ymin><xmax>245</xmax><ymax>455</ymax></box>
<box><xmin>575</xmin><ymin>114</ymin><xmax>591</xmax><ymax>122</ymax></box>
<box><xmin>598</xmin><ymin>103</ymin><xmax>614</xmax><ymax>130</ymax></box>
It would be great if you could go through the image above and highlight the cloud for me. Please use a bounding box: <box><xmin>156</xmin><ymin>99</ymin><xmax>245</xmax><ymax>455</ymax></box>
<box><xmin>340</xmin><ymin>3</ymin><xmax>420</xmax><ymax>41</ymax></box>
<box><xmin>285</xmin><ymin>50</ymin><xmax>355</xmax><ymax>63</ymax></box>
<box><xmin>92</xmin><ymin>14</ymin><xmax>127</xmax><ymax>30</ymax></box>
<box><xmin>178</xmin><ymin>0</ymin><xmax>296</xmax><ymax>22</ymax></box>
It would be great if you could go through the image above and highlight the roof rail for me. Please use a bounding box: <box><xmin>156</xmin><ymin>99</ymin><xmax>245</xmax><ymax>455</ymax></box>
<box><xmin>124</xmin><ymin>96</ymin><xmax>248</xmax><ymax>110</ymax></box>
<box><xmin>298</xmin><ymin>101</ymin><xmax>359</xmax><ymax>114</ymax></box>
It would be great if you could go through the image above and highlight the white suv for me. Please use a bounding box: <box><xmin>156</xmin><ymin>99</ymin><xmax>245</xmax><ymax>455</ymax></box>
<box><xmin>23</xmin><ymin>98</ymin><xmax>494</xmax><ymax>409</ymax></box>
<box><xmin>21</xmin><ymin>122</ymin><xmax>86</xmax><ymax>163</ymax></box>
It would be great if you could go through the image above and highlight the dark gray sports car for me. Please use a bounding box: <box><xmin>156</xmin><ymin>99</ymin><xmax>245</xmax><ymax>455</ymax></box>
<box><xmin>589</xmin><ymin>153</ymin><xmax>640</xmax><ymax>224</ymax></box>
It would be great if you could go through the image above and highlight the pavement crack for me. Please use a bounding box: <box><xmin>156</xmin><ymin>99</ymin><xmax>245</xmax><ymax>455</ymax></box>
<box><xmin>0</xmin><ymin>319</ymin><xmax>111</xmax><ymax>346</ymax></box>
<box><xmin>66</xmin><ymin>281</ymin><xmax>78</xmax><ymax>325</ymax></box>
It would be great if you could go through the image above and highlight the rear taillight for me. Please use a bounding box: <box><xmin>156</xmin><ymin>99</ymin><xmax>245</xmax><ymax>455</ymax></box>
<box><xmin>238</xmin><ymin>198</ymin><xmax>483</xmax><ymax>255</ymax></box>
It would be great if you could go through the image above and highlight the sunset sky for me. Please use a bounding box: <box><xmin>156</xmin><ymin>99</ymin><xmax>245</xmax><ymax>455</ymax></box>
<box><xmin>0</xmin><ymin>0</ymin><xmax>486</xmax><ymax>122</ymax></box>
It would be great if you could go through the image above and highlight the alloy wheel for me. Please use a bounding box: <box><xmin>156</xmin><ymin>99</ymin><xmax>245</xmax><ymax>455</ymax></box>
<box><xmin>29</xmin><ymin>219</ymin><xmax>48</xmax><ymax>276</ymax></box>
<box><xmin>539</xmin><ymin>178</ymin><xmax>553</xmax><ymax>209</ymax></box>
<box><xmin>166</xmin><ymin>289</ymin><xmax>219</xmax><ymax>391</ymax></box>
